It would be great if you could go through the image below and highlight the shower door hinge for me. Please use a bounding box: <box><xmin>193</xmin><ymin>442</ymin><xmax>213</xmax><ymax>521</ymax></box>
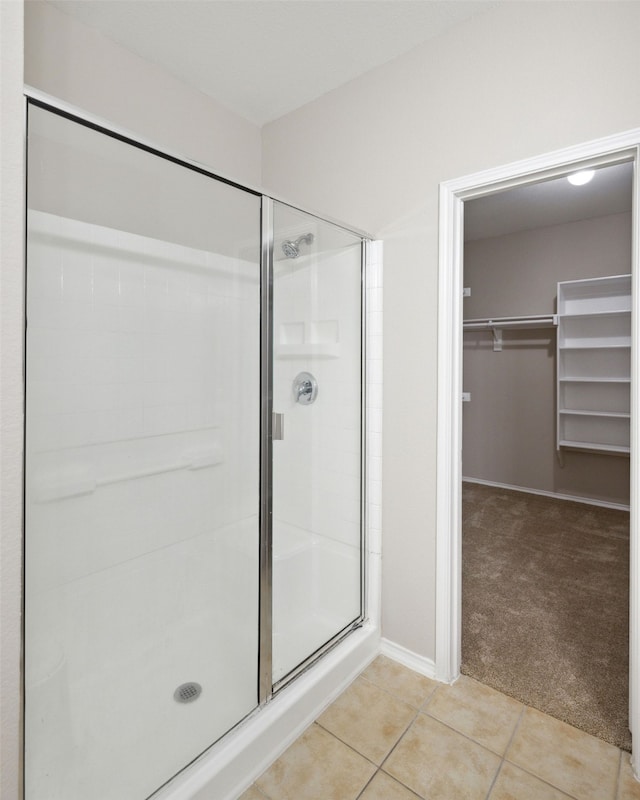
<box><xmin>272</xmin><ymin>412</ymin><xmax>284</xmax><ymax>441</ymax></box>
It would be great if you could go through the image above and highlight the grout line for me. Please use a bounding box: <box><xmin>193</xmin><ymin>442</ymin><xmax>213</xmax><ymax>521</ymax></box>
<box><xmin>420</xmin><ymin>683</ymin><xmax>440</xmax><ymax>711</ymax></box>
<box><xmin>311</xmin><ymin>721</ymin><xmax>424</xmax><ymax>800</ymax></box>
<box><xmin>483</xmin><ymin>760</ymin><xmax>505</xmax><ymax>800</ymax></box>
<box><xmin>332</xmin><ymin>665</ymin><xmax>437</xmax><ymax>799</ymax></box>
<box><xmin>354</xmin><ymin>768</ymin><xmax>379</xmax><ymax>800</ymax></box>
<box><xmin>500</xmin><ymin>758</ymin><xmax>584</xmax><ymax>800</ymax></box>
<box><xmin>354</xmin><ymin>767</ymin><xmax>424</xmax><ymax>800</ymax></box>
<box><xmin>312</xmin><ymin>721</ymin><xmax>381</xmax><ymax>771</ymax></box>
<box><xmin>503</xmin><ymin>704</ymin><xmax>526</xmax><ymax>759</ymax></box>
<box><xmin>483</xmin><ymin>706</ymin><xmax>526</xmax><ymax>800</ymax></box>
<box><xmin>500</xmin><ymin>705</ymin><xmax>591</xmax><ymax>800</ymax></box>
<box><xmin>377</xmin><ymin>705</ymin><xmax>423</xmax><ymax>781</ymax></box>
<box><xmin>614</xmin><ymin>748</ymin><xmax>623</xmax><ymax>800</ymax></box>
<box><xmin>419</xmin><ymin>704</ymin><xmax>517</xmax><ymax>758</ymax></box>
<box><xmin>375</xmin><ymin>770</ymin><xmax>425</xmax><ymax>800</ymax></box>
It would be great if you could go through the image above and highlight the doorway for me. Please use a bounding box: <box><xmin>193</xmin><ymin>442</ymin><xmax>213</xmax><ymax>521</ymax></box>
<box><xmin>435</xmin><ymin>130</ymin><xmax>640</xmax><ymax>772</ymax></box>
<box><xmin>460</xmin><ymin>165</ymin><xmax>632</xmax><ymax>748</ymax></box>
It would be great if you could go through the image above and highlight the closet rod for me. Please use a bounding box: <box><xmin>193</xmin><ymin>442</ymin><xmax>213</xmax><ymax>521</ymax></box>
<box><xmin>463</xmin><ymin>314</ymin><xmax>557</xmax><ymax>352</ymax></box>
<box><xmin>463</xmin><ymin>314</ymin><xmax>558</xmax><ymax>330</ymax></box>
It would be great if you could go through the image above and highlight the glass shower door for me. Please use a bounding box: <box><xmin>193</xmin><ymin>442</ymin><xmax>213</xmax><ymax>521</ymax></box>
<box><xmin>25</xmin><ymin>105</ymin><xmax>261</xmax><ymax>799</ymax></box>
<box><xmin>271</xmin><ymin>201</ymin><xmax>364</xmax><ymax>686</ymax></box>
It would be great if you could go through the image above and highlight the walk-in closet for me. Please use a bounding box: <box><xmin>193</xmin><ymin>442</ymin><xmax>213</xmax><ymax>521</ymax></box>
<box><xmin>461</xmin><ymin>162</ymin><xmax>632</xmax><ymax>750</ymax></box>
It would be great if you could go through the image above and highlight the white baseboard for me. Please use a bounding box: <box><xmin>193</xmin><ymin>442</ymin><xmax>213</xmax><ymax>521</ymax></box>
<box><xmin>380</xmin><ymin>638</ymin><xmax>439</xmax><ymax>681</ymax></box>
<box><xmin>462</xmin><ymin>476</ymin><xmax>630</xmax><ymax>512</ymax></box>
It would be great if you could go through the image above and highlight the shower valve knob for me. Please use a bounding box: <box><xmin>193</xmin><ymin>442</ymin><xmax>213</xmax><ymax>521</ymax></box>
<box><xmin>293</xmin><ymin>372</ymin><xmax>318</xmax><ymax>405</ymax></box>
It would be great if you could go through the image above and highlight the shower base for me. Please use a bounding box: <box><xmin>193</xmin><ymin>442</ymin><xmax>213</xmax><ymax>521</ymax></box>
<box><xmin>154</xmin><ymin>622</ymin><xmax>379</xmax><ymax>800</ymax></box>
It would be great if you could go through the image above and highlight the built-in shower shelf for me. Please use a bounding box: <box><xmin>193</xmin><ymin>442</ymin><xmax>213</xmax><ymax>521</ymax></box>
<box><xmin>275</xmin><ymin>343</ymin><xmax>341</xmax><ymax>359</ymax></box>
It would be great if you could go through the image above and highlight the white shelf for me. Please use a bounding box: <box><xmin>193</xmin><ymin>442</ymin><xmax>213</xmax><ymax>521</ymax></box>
<box><xmin>559</xmin><ymin>377</ymin><xmax>630</xmax><ymax>383</ymax></box>
<box><xmin>559</xmin><ymin>410</ymin><xmax>630</xmax><ymax>419</ymax></box>
<box><xmin>559</xmin><ymin>344</ymin><xmax>630</xmax><ymax>350</ymax></box>
<box><xmin>275</xmin><ymin>343</ymin><xmax>340</xmax><ymax>359</ymax></box>
<box><xmin>557</xmin><ymin>274</ymin><xmax>632</xmax><ymax>315</ymax></box>
<box><xmin>557</xmin><ymin>275</ymin><xmax>631</xmax><ymax>456</ymax></box>
<box><xmin>561</xmin><ymin>309</ymin><xmax>631</xmax><ymax>319</ymax></box>
<box><xmin>559</xmin><ymin>440</ymin><xmax>630</xmax><ymax>455</ymax></box>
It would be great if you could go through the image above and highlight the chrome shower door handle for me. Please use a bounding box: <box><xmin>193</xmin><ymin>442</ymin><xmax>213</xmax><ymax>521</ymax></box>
<box><xmin>273</xmin><ymin>412</ymin><xmax>284</xmax><ymax>440</ymax></box>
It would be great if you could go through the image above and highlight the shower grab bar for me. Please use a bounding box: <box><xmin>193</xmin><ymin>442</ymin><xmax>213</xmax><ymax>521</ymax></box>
<box><xmin>99</xmin><ymin>458</ymin><xmax>212</xmax><ymax>486</ymax></box>
<box><xmin>34</xmin><ymin>445</ymin><xmax>223</xmax><ymax>503</ymax></box>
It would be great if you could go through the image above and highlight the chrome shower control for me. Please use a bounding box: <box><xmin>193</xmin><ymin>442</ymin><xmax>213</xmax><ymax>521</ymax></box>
<box><xmin>293</xmin><ymin>372</ymin><xmax>318</xmax><ymax>405</ymax></box>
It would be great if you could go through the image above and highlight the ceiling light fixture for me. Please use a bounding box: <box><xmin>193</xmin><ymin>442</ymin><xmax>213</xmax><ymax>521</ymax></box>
<box><xmin>567</xmin><ymin>170</ymin><xmax>595</xmax><ymax>186</ymax></box>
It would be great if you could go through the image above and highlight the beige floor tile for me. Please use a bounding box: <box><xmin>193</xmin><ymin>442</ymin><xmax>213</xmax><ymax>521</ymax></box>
<box><xmin>360</xmin><ymin>771</ymin><xmax>422</xmax><ymax>799</ymax></box>
<box><xmin>506</xmin><ymin>707</ymin><xmax>619</xmax><ymax>800</ymax></box>
<box><xmin>361</xmin><ymin>655</ymin><xmax>439</xmax><ymax>708</ymax></box>
<box><xmin>254</xmin><ymin>723</ymin><xmax>375</xmax><ymax>800</ymax></box>
<box><xmin>384</xmin><ymin>712</ymin><xmax>501</xmax><ymax>800</ymax></box>
<box><xmin>618</xmin><ymin>753</ymin><xmax>640</xmax><ymax>799</ymax></box>
<box><xmin>238</xmin><ymin>787</ymin><xmax>270</xmax><ymax>800</ymax></box>
<box><xmin>317</xmin><ymin>676</ymin><xmax>416</xmax><ymax>764</ymax></box>
<box><xmin>425</xmin><ymin>674</ymin><xmax>523</xmax><ymax>754</ymax></box>
<box><xmin>489</xmin><ymin>761</ymin><xmax>574</xmax><ymax>800</ymax></box>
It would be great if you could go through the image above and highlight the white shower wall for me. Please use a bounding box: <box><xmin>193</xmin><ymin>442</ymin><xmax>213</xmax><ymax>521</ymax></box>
<box><xmin>271</xmin><ymin>236</ymin><xmax>364</xmax><ymax>681</ymax></box>
<box><xmin>26</xmin><ymin>211</ymin><xmax>260</xmax><ymax>577</ymax></box>
<box><xmin>25</xmin><ymin>211</ymin><xmax>261</xmax><ymax>800</ymax></box>
<box><xmin>273</xmin><ymin>247</ymin><xmax>362</xmax><ymax>547</ymax></box>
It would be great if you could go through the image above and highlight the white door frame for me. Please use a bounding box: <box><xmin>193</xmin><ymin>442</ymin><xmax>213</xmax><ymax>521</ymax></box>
<box><xmin>436</xmin><ymin>130</ymin><xmax>640</xmax><ymax>771</ymax></box>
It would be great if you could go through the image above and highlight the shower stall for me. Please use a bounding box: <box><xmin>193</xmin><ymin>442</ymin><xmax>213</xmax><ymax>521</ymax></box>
<box><xmin>23</xmin><ymin>96</ymin><xmax>380</xmax><ymax>800</ymax></box>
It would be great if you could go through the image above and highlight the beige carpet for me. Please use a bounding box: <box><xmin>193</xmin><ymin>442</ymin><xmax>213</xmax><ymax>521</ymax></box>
<box><xmin>462</xmin><ymin>482</ymin><xmax>631</xmax><ymax>751</ymax></box>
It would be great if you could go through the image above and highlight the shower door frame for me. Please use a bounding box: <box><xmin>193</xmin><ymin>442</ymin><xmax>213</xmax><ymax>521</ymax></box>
<box><xmin>259</xmin><ymin>196</ymin><xmax>370</xmax><ymax>702</ymax></box>
<box><xmin>22</xmin><ymin>87</ymin><xmax>372</xmax><ymax>786</ymax></box>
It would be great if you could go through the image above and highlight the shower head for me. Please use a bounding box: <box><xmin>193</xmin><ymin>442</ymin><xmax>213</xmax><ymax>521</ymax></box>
<box><xmin>281</xmin><ymin>233</ymin><xmax>314</xmax><ymax>259</ymax></box>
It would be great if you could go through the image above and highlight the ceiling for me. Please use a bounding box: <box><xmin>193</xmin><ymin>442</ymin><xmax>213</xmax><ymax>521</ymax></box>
<box><xmin>464</xmin><ymin>162</ymin><xmax>634</xmax><ymax>242</ymax></box>
<box><xmin>47</xmin><ymin>0</ymin><xmax>498</xmax><ymax>126</ymax></box>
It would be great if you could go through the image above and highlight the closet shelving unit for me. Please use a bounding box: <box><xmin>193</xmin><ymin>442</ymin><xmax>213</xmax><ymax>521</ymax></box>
<box><xmin>556</xmin><ymin>274</ymin><xmax>631</xmax><ymax>455</ymax></box>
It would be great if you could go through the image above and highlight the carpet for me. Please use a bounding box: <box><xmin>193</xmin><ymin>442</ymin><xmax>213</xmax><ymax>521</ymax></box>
<box><xmin>461</xmin><ymin>482</ymin><xmax>631</xmax><ymax>751</ymax></box>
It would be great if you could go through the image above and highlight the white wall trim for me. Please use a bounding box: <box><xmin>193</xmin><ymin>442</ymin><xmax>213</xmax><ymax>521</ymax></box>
<box><xmin>1</xmin><ymin>4</ymin><xmax>25</xmax><ymax>799</ymax></box>
<box><xmin>380</xmin><ymin>638</ymin><xmax>438</xmax><ymax>682</ymax></box>
<box><xmin>462</xmin><ymin>477</ymin><xmax>631</xmax><ymax>513</ymax></box>
<box><xmin>436</xmin><ymin>129</ymin><xmax>640</xmax><ymax>775</ymax></box>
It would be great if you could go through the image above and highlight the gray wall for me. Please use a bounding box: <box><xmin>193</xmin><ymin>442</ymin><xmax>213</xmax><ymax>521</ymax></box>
<box><xmin>261</xmin><ymin>2</ymin><xmax>640</xmax><ymax>660</ymax></box>
<box><xmin>24</xmin><ymin>1</ymin><xmax>262</xmax><ymax>187</ymax></box>
<box><xmin>463</xmin><ymin>212</ymin><xmax>631</xmax><ymax>506</ymax></box>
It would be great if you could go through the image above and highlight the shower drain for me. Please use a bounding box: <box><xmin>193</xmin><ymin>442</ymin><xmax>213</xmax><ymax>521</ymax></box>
<box><xmin>174</xmin><ymin>682</ymin><xmax>202</xmax><ymax>704</ymax></box>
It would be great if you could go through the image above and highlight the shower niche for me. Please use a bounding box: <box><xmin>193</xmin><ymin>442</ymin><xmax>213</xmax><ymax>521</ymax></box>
<box><xmin>24</xmin><ymin>101</ymin><xmax>368</xmax><ymax>800</ymax></box>
<box><xmin>276</xmin><ymin>320</ymin><xmax>341</xmax><ymax>359</ymax></box>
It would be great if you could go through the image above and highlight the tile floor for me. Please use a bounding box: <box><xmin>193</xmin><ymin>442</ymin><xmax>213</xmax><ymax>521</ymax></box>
<box><xmin>240</xmin><ymin>655</ymin><xmax>640</xmax><ymax>800</ymax></box>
